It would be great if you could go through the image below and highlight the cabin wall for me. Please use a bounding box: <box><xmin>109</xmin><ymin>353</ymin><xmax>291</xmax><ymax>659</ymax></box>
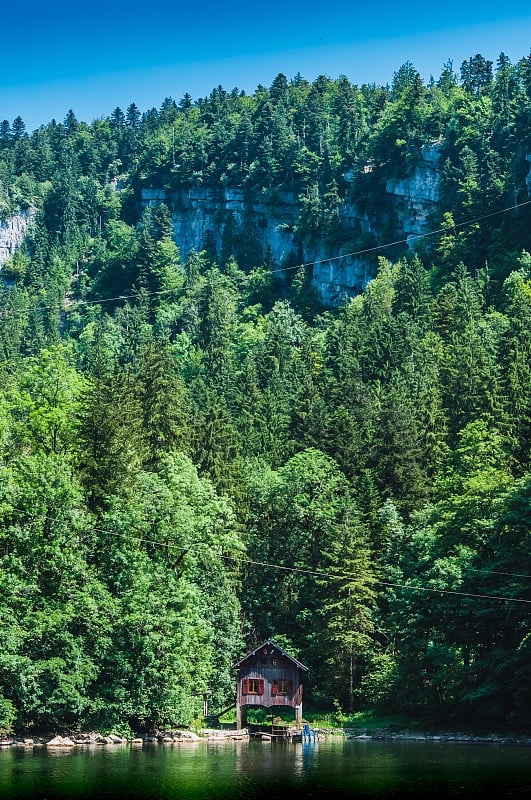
<box><xmin>236</xmin><ymin>653</ymin><xmax>303</xmax><ymax>708</ymax></box>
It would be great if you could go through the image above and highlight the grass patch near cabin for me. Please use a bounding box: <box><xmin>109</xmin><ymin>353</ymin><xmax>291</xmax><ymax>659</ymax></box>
<box><xmin>302</xmin><ymin>710</ymin><xmax>411</xmax><ymax>731</ymax></box>
<box><xmin>214</xmin><ymin>706</ymin><xmax>410</xmax><ymax>731</ymax></box>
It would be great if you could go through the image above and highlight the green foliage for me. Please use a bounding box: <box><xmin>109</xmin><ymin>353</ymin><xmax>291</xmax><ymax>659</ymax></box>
<box><xmin>0</xmin><ymin>51</ymin><xmax>530</xmax><ymax>734</ymax></box>
<box><xmin>0</xmin><ymin>696</ymin><xmax>16</xmax><ymax>733</ymax></box>
<box><xmin>241</xmin><ymin>448</ymin><xmax>376</xmax><ymax>710</ymax></box>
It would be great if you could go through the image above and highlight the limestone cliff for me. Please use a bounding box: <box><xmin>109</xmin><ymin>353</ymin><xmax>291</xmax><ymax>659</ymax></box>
<box><xmin>0</xmin><ymin>208</ymin><xmax>35</xmax><ymax>268</ymax></box>
<box><xmin>385</xmin><ymin>144</ymin><xmax>441</xmax><ymax>248</ymax></box>
<box><xmin>141</xmin><ymin>144</ymin><xmax>442</xmax><ymax>306</ymax></box>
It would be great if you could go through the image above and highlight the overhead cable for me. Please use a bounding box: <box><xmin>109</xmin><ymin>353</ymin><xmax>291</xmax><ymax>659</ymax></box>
<box><xmin>1</xmin><ymin>198</ymin><xmax>530</xmax><ymax>322</ymax></box>
<box><xmin>4</xmin><ymin>507</ymin><xmax>531</xmax><ymax>605</ymax></box>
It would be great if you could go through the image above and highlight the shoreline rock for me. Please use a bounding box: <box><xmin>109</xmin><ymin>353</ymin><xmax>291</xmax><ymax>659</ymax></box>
<box><xmin>0</xmin><ymin>728</ymin><xmax>251</xmax><ymax>749</ymax></box>
<box><xmin>46</xmin><ymin>736</ymin><xmax>76</xmax><ymax>748</ymax></box>
<box><xmin>341</xmin><ymin>728</ymin><xmax>531</xmax><ymax>745</ymax></box>
<box><xmin>1</xmin><ymin>727</ymin><xmax>530</xmax><ymax>749</ymax></box>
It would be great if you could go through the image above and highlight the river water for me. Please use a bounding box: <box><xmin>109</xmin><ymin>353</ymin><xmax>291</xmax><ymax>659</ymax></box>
<box><xmin>1</xmin><ymin>738</ymin><xmax>530</xmax><ymax>799</ymax></box>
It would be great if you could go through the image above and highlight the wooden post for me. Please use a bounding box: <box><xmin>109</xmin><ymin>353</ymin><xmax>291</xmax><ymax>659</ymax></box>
<box><xmin>236</xmin><ymin>703</ymin><xmax>246</xmax><ymax>730</ymax></box>
<box><xmin>295</xmin><ymin>704</ymin><xmax>303</xmax><ymax>728</ymax></box>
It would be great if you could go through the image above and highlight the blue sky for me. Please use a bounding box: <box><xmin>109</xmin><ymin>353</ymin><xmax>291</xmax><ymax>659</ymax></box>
<box><xmin>1</xmin><ymin>1</ymin><xmax>530</xmax><ymax>132</ymax></box>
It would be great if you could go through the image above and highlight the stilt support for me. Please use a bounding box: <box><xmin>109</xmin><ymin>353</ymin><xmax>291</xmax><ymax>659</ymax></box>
<box><xmin>236</xmin><ymin>704</ymin><xmax>247</xmax><ymax>730</ymax></box>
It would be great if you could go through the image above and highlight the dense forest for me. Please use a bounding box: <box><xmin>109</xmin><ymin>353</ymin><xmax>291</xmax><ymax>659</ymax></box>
<box><xmin>0</xmin><ymin>51</ymin><xmax>530</xmax><ymax>737</ymax></box>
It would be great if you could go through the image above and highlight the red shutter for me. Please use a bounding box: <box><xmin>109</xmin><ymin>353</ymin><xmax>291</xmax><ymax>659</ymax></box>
<box><xmin>242</xmin><ymin>678</ymin><xmax>249</xmax><ymax>695</ymax></box>
<box><xmin>258</xmin><ymin>678</ymin><xmax>264</xmax><ymax>695</ymax></box>
<box><xmin>272</xmin><ymin>679</ymin><xmax>278</xmax><ymax>696</ymax></box>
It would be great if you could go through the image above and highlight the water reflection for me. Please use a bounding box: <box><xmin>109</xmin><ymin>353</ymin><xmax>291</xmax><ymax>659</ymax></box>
<box><xmin>0</xmin><ymin>739</ymin><xmax>530</xmax><ymax>799</ymax></box>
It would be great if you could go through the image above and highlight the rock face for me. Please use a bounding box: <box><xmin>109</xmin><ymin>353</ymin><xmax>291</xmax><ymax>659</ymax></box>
<box><xmin>142</xmin><ymin>144</ymin><xmax>443</xmax><ymax>306</ymax></box>
<box><xmin>0</xmin><ymin>147</ymin><xmax>443</xmax><ymax>305</ymax></box>
<box><xmin>163</xmin><ymin>187</ymin><xmax>300</xmax><ymax>267</ymax></box>
<box><xmin>0</xmin><ymin>208</ymin><xmax>35</xmax><ymax>267</ymax></box>
<box><xmin>143</xmin><ymin>186</ymin><xmax>379</xmax><ymax>305</ymax></box>
<box><xmin>385</xmin><ymin>144</ymin><xmax>442</xmax><ymax>246</ymax></box>
<box><xmin>0</xmin><ymin>148</ymin><xmax>444</xmax><ymax>305</ymax></box>
<box><xmin>311</xmin><ymin>256</ymin><xmax>373</xmax><ymax>306</ymax></box>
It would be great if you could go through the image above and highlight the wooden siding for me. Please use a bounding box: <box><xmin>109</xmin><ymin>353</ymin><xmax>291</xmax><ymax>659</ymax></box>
<box><xmin>236</xmin><ymin>653</ymin><xmax>303</xmax><ymax>708</ymax></box>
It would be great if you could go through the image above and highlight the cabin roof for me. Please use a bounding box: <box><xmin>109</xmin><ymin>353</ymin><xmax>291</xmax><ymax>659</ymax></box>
<box><xmin>231</xmin><ymin>640</ymin><xmax>309</xmax><ymax>671</ymax></box>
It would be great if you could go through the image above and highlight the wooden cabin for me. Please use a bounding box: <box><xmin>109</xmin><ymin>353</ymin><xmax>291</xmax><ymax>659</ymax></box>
<box><xmin>232</xmin><ymin>640</ymin><xmax>308</xmax><ymax>729</ymax></box>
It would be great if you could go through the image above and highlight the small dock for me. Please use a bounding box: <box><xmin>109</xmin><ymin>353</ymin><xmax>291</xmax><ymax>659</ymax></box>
<box><xmin>249</xmin><ymin>724</ymin><xmax>302</xmax><ymax>742</ymax></box>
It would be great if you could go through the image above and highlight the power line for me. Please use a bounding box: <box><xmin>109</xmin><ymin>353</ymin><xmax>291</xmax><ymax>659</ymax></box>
<box><xmin>290</xmin><ymin>199</ymin><xmax>531</xmax><ymax>273</ymax></box>
<box><xmin>5</xmin><ymin>507</ymin><xmax>531</xmax><ymax>605</ymax></box>
<box><xmin>466</xmin><ymin>566</ymin><xmax>531</xmax><ymax>580</ymax></box>
<box><xmin>9</xmin><ymin>503</ymin><xmax>531</xmax><ymax>580</ymax></box>
<box><xmin>220</xmin><ymin>553</ymin><xmax>531</xmax><ymax>605</ymax></box>
<box><xmin>1</xmin><ymin>198</ymin><xmax>530</xmax><ymax>323</ymax></box>
<box><xmin>375</xmin><ymin>578</ymin><xmax>531</xmax><ymax>604</ymax></box>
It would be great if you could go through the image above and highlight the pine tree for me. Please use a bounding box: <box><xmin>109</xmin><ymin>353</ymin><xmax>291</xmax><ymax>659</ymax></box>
<box><xmin>136</xmin><ymin>340</ymin><xmax>190</xmax><ymax>470</ymax></box>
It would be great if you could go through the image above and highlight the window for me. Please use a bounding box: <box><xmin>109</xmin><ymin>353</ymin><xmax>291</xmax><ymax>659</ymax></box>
<box><xmin>272</xmin><ymin>678</ymin><xmax>292</xmax><ymax>696</ymax></box>
<box><xmin>242</xmin><ymin>678</ymin><xmax>264</xmax><ymax>696</ymax></box>
<box><xmin>271</xmin><ymin>658</ymin><xmax>278</xmax><ymax>666</ymax></box>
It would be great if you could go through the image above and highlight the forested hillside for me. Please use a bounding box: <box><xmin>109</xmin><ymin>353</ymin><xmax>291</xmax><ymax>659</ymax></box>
<box><xmin>0</xmin><ymin>51</ymin><xmax>530</xmax><ymax>735</ymax></box>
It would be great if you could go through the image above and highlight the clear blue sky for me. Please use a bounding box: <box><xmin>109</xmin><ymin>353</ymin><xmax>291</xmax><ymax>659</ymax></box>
<box><xmin>1</xmin><ymin>1</ymin><xmax>530</xmax><ymax>132</ymax></box>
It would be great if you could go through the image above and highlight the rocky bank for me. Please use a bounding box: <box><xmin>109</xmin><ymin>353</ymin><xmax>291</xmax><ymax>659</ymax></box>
<box><xmin>1</xmin><ymin>726</ymin><xmax>530</xmax><ymax>748</ymax></box>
